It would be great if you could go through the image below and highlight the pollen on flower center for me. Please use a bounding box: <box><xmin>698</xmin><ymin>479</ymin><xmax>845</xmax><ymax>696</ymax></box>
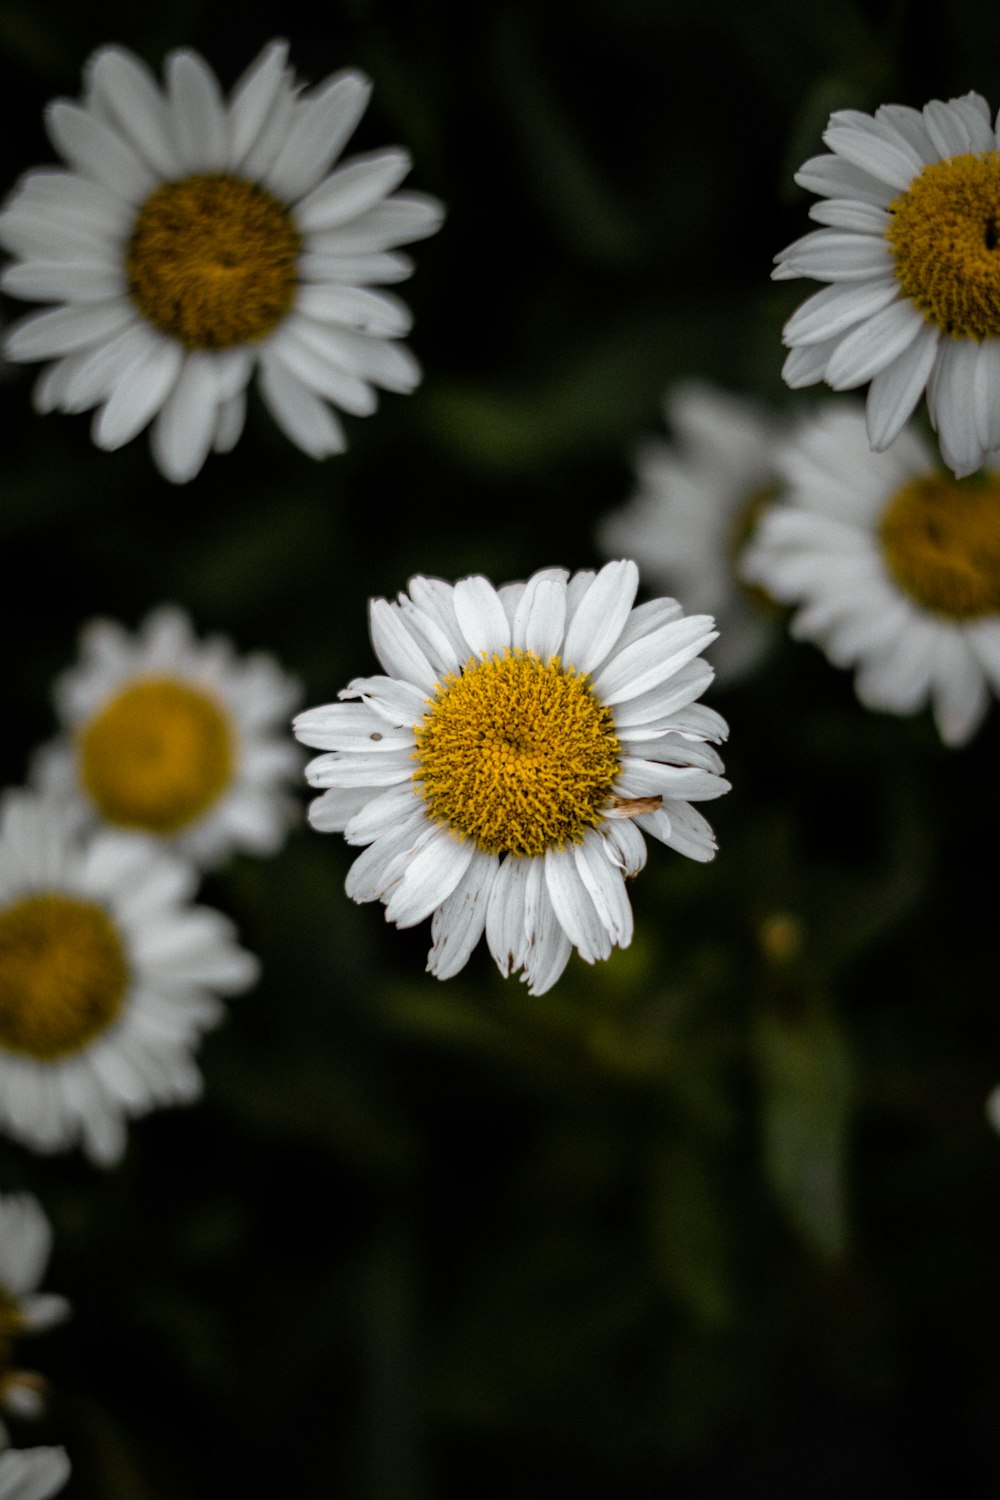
<box><xmin>887</xmin><ymin>152</ymin><xmax>1000</xmax><ymax>339</ymax></box>
<box><xmin>879</xmin><ymin>471</ymin><xmax>1000</xmax><ymax>617</ymax></box>
<box><xmin>414</xmin><ymin>649</ymin><xmax>621</xmax><ymax>858</ymax></box>
<box><xmin>78</xmin><ymin>676</ymin><xmax>235</xmax><ymax>833</ymax></box>
<box><xmin>126</xmin><ymin>174</ymin><xmax>301</xmax><ymax>349</ymax></box>
<box><xmin>0</xmin><ymin>894</ymin><xmax>129</xmax><ymax>1059</ymax></box>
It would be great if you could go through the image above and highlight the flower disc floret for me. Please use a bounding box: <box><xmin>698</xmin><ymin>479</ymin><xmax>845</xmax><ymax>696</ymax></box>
<box><xmin>887</xmin><ymin>153</ymin><xmax>1000</xmax><ymax>339</ymax></box>
<box><xmin>127</xmin><ymin>175</ymin><xmax>301</xmax><ymax>349</ymax></box>
<box><xmin>879</xmin><ymin>472</ymin><xmax>1000</xmax><ymax>617</ymax></box>
<box><xmin>414</xmin><ymin>650</ymin><xmax>620</xmax><ymax>857</ymax></box>
<box><xmin>0</xmin><ymin>895</ymin><xmax>128</xmax><ymax>1059</ymax></box>
<box><xmin>78</xmin><ymin>677</ymin><xmax>235</xmax><ymax>834</ymax></box>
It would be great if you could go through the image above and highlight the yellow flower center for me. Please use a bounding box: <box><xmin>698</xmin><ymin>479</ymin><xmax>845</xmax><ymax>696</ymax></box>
<box><xmin>0</xmin><ymin>894</ymin><xmax>129</xmax><ymax>1059</ymax></box>
<box><xmin>79</xmin><ymin>677</ymin><xmax>235</xmax><ymax>834</ymax></box>
<box><xmin>887</xmin><ymin>152</ymin><xmax>1000</xmax><ymax>339</ymax></box>
<box><xmin>879</xmin><ymin>471</ymin><xmax>1000</xmax><ymax>617</ymax></box>
<box><xmin>414</xmin><ymin>650</ymin><xmax>621</xmax><ymax>858</ymax></box>
<box><xmin>126</xmin><ymin>174</ymin><xmax>301</xmax><ymax>349</ymax></box>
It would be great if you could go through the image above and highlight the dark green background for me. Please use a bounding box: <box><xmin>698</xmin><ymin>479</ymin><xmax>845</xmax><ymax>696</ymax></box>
<box><xmin>2</xmin><ymin>0</ymin><xmax>1000</xmax><ymax>1494</ymax></box>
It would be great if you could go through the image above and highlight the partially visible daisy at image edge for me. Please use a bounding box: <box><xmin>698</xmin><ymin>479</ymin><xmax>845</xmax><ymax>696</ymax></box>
<box><xmin>0</xmin><ymin>789</ymin><xmax>259</xmax><ymax>1165</ymax></box>
<box><xmin>775</xmin><ymin>90</ymin><xmax>1000</xmax><ymax>478</ymax></box>
<box><xmin>33</xmin><ymin>605</ymin><xmax>303</xmax><ymax>871</ymax></box>
<box><xmin>0</xmin><ymin>39</ymin><xmax>444</xmax><ymax>482</ymax></box>
<box><xmin>0</xmin><ymin>1194</ymin><xmax>70</xmax><ymax>1447</ymax></box>
<box><xmin>0</xmin><ymin>1448</ymin><xmax>69</xmax><ymax>1500</ymax></box>
<box><xmin>596</xmin><ymin>380</ymin><xmax>786</xmax><ymax>685</ymax></box>
<box><xmin>294</xmin><ymin>560</ymin><xmax>730</xmax><ymax>996</ymax></box>
<box><xmin>740</xmin><ymin>400</ymin><xmax>1000</xmax><ymax>746</ymax></box>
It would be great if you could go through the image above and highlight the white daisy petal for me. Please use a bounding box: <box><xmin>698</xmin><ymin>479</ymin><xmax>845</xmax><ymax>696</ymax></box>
<box><xmin>865</xmin><ymin>326</ymin><xmax>941</xmax><ymax>451</ymax></box>
<box><xmin>0</xmin><ymin>1446</ymin><xmax>71</xmax><ymax>1500</ymax></box>
<box><xmin>782</xmin><ymin>279</ymin><xmax>900</xmax><ymax>347</ymax></box>
<box><xmin>264</xmin><ymin>71</ymin><xmax>372</xmax><ymax>201</ymax></box>
<box><xmin>825</xmin><ymin>297</ymin><xmax>926</xmax><ymax>390</ymax></box>
<box><xmin>562</xmin><ymin>560</ymin><xmax>640</xmax><ymax>673</ymax></box>
<box><xmin>150</xmin><ymin>352</ymin><xmax>220</xmax><ymax>483</ymax></box>
<box><xmin>44</xmin><ymin>99</ymin><xmax>155</xmax><ymax>201</ymax></box>
<box><xmin>453</xmin><ymin>575</ymin><xmax>512</xmax><ymax>656</ymax></box>
<box><xmin>295</xmin><ymin>149</ymin><xmax>413</xmax><ymax>232</ymax></box>
<box><xmin>165</xmin><ymin>49</ymin><xmax>229</xmax><ymax>172</ymax></box>
<box><xmin>428</xmin><ymin>850</ymin><xmax>500</xmax><ymax>981</ymax></box>
<box><xmin>227</xmin><ymin>40</ymin><xmax>291</xmax><ymax>169</ymax></box>
<box><xmin>86</xmin><ymin>46</ymin><xmax>181</xmax><ymax>177</ymax></box>
<box><xmin>258</xmin><ymin>355</ymin><xmax>347</xmax><ymax>460</ymax></box>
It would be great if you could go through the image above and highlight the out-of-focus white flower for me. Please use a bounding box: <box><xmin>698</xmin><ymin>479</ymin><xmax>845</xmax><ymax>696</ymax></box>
<box><xmin>775</xmin><ymin>91</ymin><xmax>1000</xmax><ymax>478</ymax></box>
<box><xmin>34</xmin><ymin>606</ymin><xmax>302</xmax><ymax>870</ymax></box>
<box><xmin>294</xmin><ymin>561</ymin><xmax>730</xmax><ymax>994</ymax></box>
<box><xmin>0</xmin><ymin>790</ymin><xmax>259</xmax><ymax>1165</ymax></box>
<box><xmin>0</xmin><ymin>1447</ymin><xmax>70</xmax><ymax>1500</ymax></box>
<box><xmin>597</xmin><ymin>381</ymin><xmax>785</xmax><ymax>684</ymax></box>
<box><xmin>741</xmin><ymin>401</ymin><xmax>1000</xmax><ymax>745</ymax></box>
<box><xmin>0</xmin><ymin>1195</ymin><xmax>69</xmax><ymax>1449</ymax></box>
<box><xmin>0</xmin><ymin>40</ymin><xmax>444</xmax><ymax>481</ymax></box>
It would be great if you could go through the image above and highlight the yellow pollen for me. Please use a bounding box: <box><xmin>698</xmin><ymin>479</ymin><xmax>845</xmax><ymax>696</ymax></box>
<box><xmin>887</xmin><ymin>152</ymin><xmax>1000</xmax><ymax>339</ymax></box>
<box><xmin>127</xmin><ymin>174</ymin><xmax>301</xmax><ymax>349</ymax></box>
<box><xmin>414</xmin><ymin>650</ymin><xmax>621</xmax><ymax>858</ymax></box>
<box><xmin>78</xmin><ymin>676</ymin><xmax>235</xmax><ymax>834</ymax></box>
<box><xmin>0</xmin><ymin>894</ymin><xmax>129</xmax><ymax>1060</ymax></box>
<box><xmin>879</xmin><ymin>471</ymin><xmax>1000</xmax><ymax>618</ymax></box>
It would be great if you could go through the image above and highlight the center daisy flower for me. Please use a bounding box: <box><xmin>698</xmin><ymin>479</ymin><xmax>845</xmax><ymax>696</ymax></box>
<box><xmin>740</xmin><ymin>401</ymin><xmax>1000</xmax><ymax>745</ymax></box>
<box><xmin>596</xmin><ymin>381</ymin><xmax>787</xmax><ymax>685</ymax></box>
<box><xmin>0</xmin><ymin>40</ymin><xmax>444</xmax><ymax>482</ymax></box>
<box><xmin>774</xmin><ymin>92</ymin><xmax>1000</xmax><ymax>478</ymax></box>
<box><xmin>0</xmin><ymin>791</ymin><xmax>259</xmax><ymax>1164</ymax></box>
<box><xmin>294</xmin><ymin>562</ymin><xmax>730</xmax><ymax>995</ymax></box>
<box><xmin>32</xmin><ymin>606</ymin><xmax>303</xmax><ymax>870</ymax></box>
<box><xmin>0</xmin><ymin>1447</ymin><xmax>70</xmax><ymax>1500</ymax></box>
<box><xmin>0</xmin><ymin>1194</ymin><xmax>70</xmax><ymax>1451</ymax></box>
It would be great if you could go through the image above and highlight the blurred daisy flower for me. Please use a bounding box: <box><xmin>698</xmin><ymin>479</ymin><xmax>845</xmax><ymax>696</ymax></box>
<box><xmin>740</xmin><ymin>401</ymin><xmax>1000</xmax><ymax>745</ymax></box>
<box><xmin>596</xmin><ymin>381</ymin><xmax>785</xmax><ymax>685</ymax></box>
<box><xmin>34</xmin><ymin>606</ymin><xmax>303</xmax><ymax>870</ymax></box>
<box><xmin>0</xmin><ymin>40</ymin><xmax>444</xmax><ymax>482</ymax></box>
<box><xmin>0</xmin><ymin>1195</ymin><xmax>70</xmax><ymax>1447</ymax></box>
<box><xmin>0</xmin><ymin>790</ymin><xmax>259</xmax><ymax>1165</ymax></box>
<box><xmin>294</xmin><ymin>561</ymin><xmax>730</xmax><ymax>995</ymax></box>
<box><xmin>0</xmin><ymin>1448</ymin><xmax>69</xmax><ymax>1500</ymax></box>
<box><xmin>774</xmin><ymin>91</ymin><xmax>1000</xmax><ymax>478</ymax></box>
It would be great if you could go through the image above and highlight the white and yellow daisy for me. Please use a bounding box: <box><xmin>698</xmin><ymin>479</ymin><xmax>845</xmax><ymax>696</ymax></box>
<box><xmin>0</xmin><ymin>1448</ymin><xmax>69</xmax><ymax>1500</ymax></box>
<box><xmin>774</xmin><ymin>91</ymin><xmax>1000</xmax><ymax>478</ymax></box>
<box><xmin>33</xmin><ymin>605</ymin><xmax>303</xmax><ymax>870</ymax></box>
<box><xmin>740</xmin><ymin>401</ymin><xmax>1000</xmax><ymax>745</ymax></box>
<box><xmin>596</xmin><ymin>381</ymin><xmax>784</xmax><ymax>684</ymax></box>
<box><xmin>0</xmin><ymin>1194</ymin><xmax>70</xmax><ymax>1448</ymax></box>
<box><xmin>0</xmin><ymin>790</ymin><xmax>259</xmax><ymax>1165</ymax></box>
<box><xmin>294</xmin><ymin>561</ymin><xmax>730</xmax><ymax>995</ymax></box>
<box><xmin>0</xmin><ymin>40</ymin><xmax>444</xmax><ymax>482</ymax></box>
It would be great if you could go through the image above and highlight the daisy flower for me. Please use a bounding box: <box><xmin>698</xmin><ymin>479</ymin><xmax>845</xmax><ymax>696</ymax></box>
<box><xmin>0</xmin><ymin>1195</ymin><xmax>70</xmax><ymax>1447</ymax></box>
<box><xmin>0</xmin><ymin>790</ymin><xmax>259</xmax><ymax>1165</ymax></box>
<box><xmin>0</xmin><ymin>1448</ymin><xmax>69</xmax><ymax>1500</ymax></box>
<box><xmin>0</xmin><ymin>39</ymin><xmax>444</xmax><ymax>482</ymax></box>
<box><xmin>774</xmin><ymin>92</ymin><xmax>1000</xmax><ymax>476</ymax></box>
<box><xmin>33</xmin><ymin>605</ymin><xmax>303</xmax><ymax>870</ymax></box>
<box><xmin>293</xmin><ymin>561</ymin><xmax>730</xmax><ymax>995</ymax></box>
<box><xmin>596</xmin><ymin>380</ymin><xmax>785</xmax><ymax>684</ymax></box>
<box><xmin>740</xmin><ymin>401</ymin><xmax>1000</xmax><ymax>745</ymax></box>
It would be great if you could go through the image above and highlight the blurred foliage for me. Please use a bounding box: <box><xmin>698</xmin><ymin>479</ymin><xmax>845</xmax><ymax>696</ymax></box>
<box><xmin>2</xmin><ymin>0</ymin><xmax>1000</xmax><ymax>1496</ymax></box>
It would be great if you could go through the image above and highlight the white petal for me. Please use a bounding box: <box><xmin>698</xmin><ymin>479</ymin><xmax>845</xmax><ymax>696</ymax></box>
<box><xmin>294</xmin><ymin>283</ymin><xmax>413</xmax><ymax>337</ymax></box>
<box><xmin>45</xmin><ymin>99</ymin><xmax>155</xmax><ymax>201</ymax></box>
<box><xmin>87</xmin><ymin>46</ymin><xmax>180</xmax><ymax>177</ymax></box>
<box><xmin>6</xmin><ymin>299</ymin><xmax>135</xmax><ymax>361</ymax></box>
<box><xmin>369</xmin><ymin>600</ymin><xmax>439</xmax><ymax>693</ymax></box>
<box><xmin>512</xmin><ymin>575</ymin><xmax>567</xmax><ymax>658</ymax></box>
<box><xmin>453</xmin><ymin>575</ymin><xmax>511</xmax><ymax>656</ymax></box>
<box><xmin>775</xmin><ymin>228</ymin><xmax>894</xmax><ymax>282</ymax></box>
<box><xmin>92</xmin><ymin>337</ymin><xmax>183</xmax><ymax>449</ymax></box>
<box><xmin>782</xmin><ymin>279</ymin><xmax>900</xmax><ymax>347</ymax></box>
<box><xmin>295</xmin><ymin>149</ymin><xmax>413</xmax><ymax>232</ymax></box>
<box><xmin>928</xmin><ymin>338</ymin><xmax>984</xmax><ymax>477</ymax></box>
<box><xmin>384</xmin><ymin>825</ymin><xmax>473</xmax><ymax>928</ymax></box>
<box><xmin>543</xmin><ymin>846</ymin><xmax>611</xmax><ymax>964</ymax></box>
<box><xmin>865</xmin><ymin>325</ymin><xmax>940</xmax><ymax>450</ymax></box>
<box><xmin>825</xmin><ymin>297</ymin><xmax>926</xmax><ymax>389</ymax></box>
<box><xmin>561</xmin><ymin>560</ymin><xmax>639</xmax><ymax>673</ymax></box>
<box><xmin>165</xmin><ymin>49</ymin><xmax>229</xmax><ymax>172</ymax></box>
<box><xmin>592</xmin><ymin>614</ymin><xmax>717</xmax><ymax>705</ymax></box>
<box><xmin>1</xmin><ymin>258</ymin><xmax>126</xmax><ymax>303</ymax></box>
<box><xmin>258</xmin><ymin>355</ymin><xmax>347</xmax><ymax>460</ymax></box>
<box><xmin>823</xmin><ymin>123</ymin><xmax>922</xmax><ymax>191</ymax></box>
<box><xmin>150</xmin><ymin>352</ymin><xmax>219</xmax><ymax>482</ymax></box>
<box><xmin>264</xmin><ymin>72</ymin><xmax>372</xmax><ymax>201</ymax></box>
<box><xmin>485</xmin><ymin>856</ymin><xmax>530</xmax><ymax>977</ymax></box>
<box><xmin>228</xmin><ymin>41</ymin><xmax>291</xmax><ymax>169</ymax></box>
<box><xmin>573</xmin><ymin>834</ymin><xmax>633</xmax><ymax>949</ymax></box>
<box><xmin>428</xmin><ymin>850</ymin><xmax>500</xmax><ymax>980</ymax></box>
